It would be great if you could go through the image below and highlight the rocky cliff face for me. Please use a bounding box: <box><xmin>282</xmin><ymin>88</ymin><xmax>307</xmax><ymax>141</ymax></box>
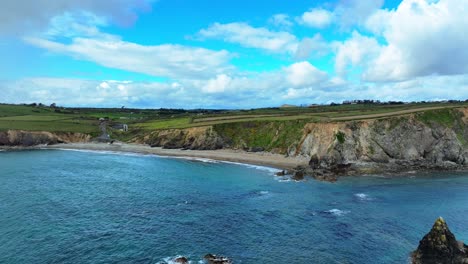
<box><xmin>0</xmin><ymin>130</ymin><xmax>91</xmax><ymax>146</ymax></box>
<box><xmin>289</xmin><ymin>109</ymin><xmax>467</xmax><ymax>179</ymax></box>
<box><xmin>134</xmin><ymin>126</ymin><xmax>225</xmax><ymax>150</ymax></box>
<box><xmin>135</xmin><ymin>108</ymin><xmax>468</xmax><ymax>178</ymax></box>
<box><xmin>412</xmin><ymin>217</ymin><xmax>468</xmax><ymax>264</ymax></box>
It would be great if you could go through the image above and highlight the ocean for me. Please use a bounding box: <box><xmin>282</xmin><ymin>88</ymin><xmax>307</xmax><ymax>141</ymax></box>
<box><xmin>0</xmin><ymin>149</ymin><xmax>467</xmax><ymax>263</ymax></box>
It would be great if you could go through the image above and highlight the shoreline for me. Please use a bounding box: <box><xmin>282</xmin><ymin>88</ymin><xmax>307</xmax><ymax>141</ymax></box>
<box><xmin>37</xmin><ymin>142</ymin><xmax>308</xmax><ymax>171</ymax></box>
<box><xmin>3</xmin><ymin>142</ymin><xmax>467</xmax><ymax>181</ymax></box>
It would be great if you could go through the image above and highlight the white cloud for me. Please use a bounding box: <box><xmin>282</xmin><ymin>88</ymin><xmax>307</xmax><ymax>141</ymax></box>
<box><xmin>298</xmin><ymin>8</ymin><xmax>333</xmax><ymax>28</ymax></box>
<box><xmin>285</xmin><ymin>61</ymin><xmax>328</xmax><ymax>87</ymax></box>
<box><xmin>363</xmin><ymin>0</ymin><xmax>468</xmax><ymax>81</ymax></box>
<box><xmin>197</xmin><ymin>22</ymin><xmax>298</xmax><ymax>54</ymax></box>
<box><xmin>2</xmin><ymin>72</ymin><xmax>468</xmax><ymax>109</ymax></box>
<box><xmin>268</xmin><ymin>14</ymin><xmax>294</xmax><ymax>29</ymax></box>
<box><xmin>335</xmin><ymin>0</ymin><xmax>385</xmax><ymax>29</ymax></box>
<box><xmin>334</xmin><ymin>31</ymin><xmax>380</xmax><ymax>77</ymax></box>
<box><xmin>269</xmin><ymin>14</ymin><xmax>293</xmax><ymax>29</ymax></box>
<box><xmin>295</xmin><ymin>34</ymin><xmax>329</xmax><ymax>60</ymax></box>
<box><xmin>45</xmin><ymin>12</ymin><xmax>108</xmax><ymax>38</ymax></box>
<box><xmin>0</xmin><ymin>0</ymin><xmax>152</xmax><ymax>35</ymax></box>
<box><xmin>202</xmin><ymin>74</ymin><xmax>232</xmax><ymax>94</ymax></box>
<box><xmin>25</xmin><ymin>32</ymin><xmax>233</xmax><ymax>80</ymax></box>
<box><xmin>98</xmin><ymin>82</ymin><xmax>111</xmax><ymax>89</ymax></box>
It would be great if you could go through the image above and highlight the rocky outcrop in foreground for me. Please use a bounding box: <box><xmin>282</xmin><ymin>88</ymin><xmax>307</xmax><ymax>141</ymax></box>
<box><xmin>0</xmin><ymin>130</ymin><xmax>91</xmax><ymax>146</ymax></box>
<box><xmin>412</xmin><ymin>217</ymin><xmax>468</xmax><ymax>264</ymax></box>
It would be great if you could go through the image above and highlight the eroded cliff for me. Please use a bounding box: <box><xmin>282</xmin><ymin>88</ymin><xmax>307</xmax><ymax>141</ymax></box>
<box><xmin>135</xmin><ymin>108</ymin><xmax>468</xmax><ymax>178</ymax></box>
<box><xmin>0</xmin><ymin>130</ymin><xmax>91</xmax><ymax>146</ymax></box>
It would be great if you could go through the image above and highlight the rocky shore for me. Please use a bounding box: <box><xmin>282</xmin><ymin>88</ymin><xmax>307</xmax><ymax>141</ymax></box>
<box><xmin>1</xmin><ymin>108</ymin><xmax>467</xmax><ymax>181</ymax></box>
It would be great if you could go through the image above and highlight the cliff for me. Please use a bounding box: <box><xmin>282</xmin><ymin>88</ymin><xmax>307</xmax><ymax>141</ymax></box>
<box><xmin>0</xmin><ymin>130</ymin><xmax>91</xmax><ymax>146</ymax></box>
<box><xmin>135</xmin><ymin>108</ymin><xmax>468</xmax><ymax>179</ymax></box>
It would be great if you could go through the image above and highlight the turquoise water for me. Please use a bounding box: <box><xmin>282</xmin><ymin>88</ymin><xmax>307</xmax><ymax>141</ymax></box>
<box><xmin>0</xmin><ymin>150</ymin><xmax>467</xmax><ymax>264</ymax></box>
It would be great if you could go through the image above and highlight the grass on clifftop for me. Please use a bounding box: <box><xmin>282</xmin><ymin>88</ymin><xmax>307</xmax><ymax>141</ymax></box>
<box><xmin>214</xmin><ymin>120</ymin><xmax>307</xmax><ymax>153</ymax></box>
<box><xmin>0</xmin><ymin>103</ymin><xmax>467</xmax><ymax>141</ymax></box>
<box><xmin>416</xmin><ymin>109</ymin><xmax>460</xmax><ymax>127</ymax></box>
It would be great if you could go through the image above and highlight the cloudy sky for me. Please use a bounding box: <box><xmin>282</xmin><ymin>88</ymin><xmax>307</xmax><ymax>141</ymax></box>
<box><xmin>0</xmin><ymin>0</ymin><xmax>467</xmax><ymax>108</ymax></box>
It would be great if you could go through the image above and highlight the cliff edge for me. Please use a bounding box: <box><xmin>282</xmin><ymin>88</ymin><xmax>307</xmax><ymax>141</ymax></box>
<box><xmin>0</xmin><ymin>130</ymin><xmax>91</xmax><ymax>146</ymax></box>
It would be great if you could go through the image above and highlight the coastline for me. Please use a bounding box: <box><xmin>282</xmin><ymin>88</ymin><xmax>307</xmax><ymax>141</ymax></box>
<box><xmin>3</xmin><ymin>142</ymin><xmax>467</xmax><ymax>181</ymax></box>
<box><xmin>37</xmin><ymin>142</ymin><xmax>308</xmax><ymax>171</ymax></box>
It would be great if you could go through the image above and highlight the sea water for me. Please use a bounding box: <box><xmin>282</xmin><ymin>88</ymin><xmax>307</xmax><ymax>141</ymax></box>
<box><xmin>0</xmin><ymin>149</ymin><xmax>467</xmax><ymax>263</ymax></box>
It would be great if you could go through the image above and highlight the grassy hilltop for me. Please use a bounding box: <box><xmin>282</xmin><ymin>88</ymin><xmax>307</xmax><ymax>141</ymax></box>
<box><xmin>1</xmin><ymin>101</ymin><xmax>467</xmax><ymax>142</ymax></box>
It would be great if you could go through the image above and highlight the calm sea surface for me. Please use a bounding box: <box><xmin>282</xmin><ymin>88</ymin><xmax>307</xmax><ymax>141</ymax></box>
<box><xmin>1</xmin><ymin>149</ymin><xmax>467</xmax><ymax>263</ymax></box>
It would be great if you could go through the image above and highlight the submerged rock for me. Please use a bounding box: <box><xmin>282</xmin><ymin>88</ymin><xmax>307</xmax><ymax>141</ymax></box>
<box><xmin>412</xmin><ymin>217</ymin><xmax>468</xmax><ymax>264</ymax></box>
<box><xmin>203</xmin><ymin>254</ymin><xmax>232</xmax><ymax>264</ymax></box>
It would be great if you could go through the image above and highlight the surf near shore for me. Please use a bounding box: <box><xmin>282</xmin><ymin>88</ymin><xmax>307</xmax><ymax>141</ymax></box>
<box><xmin>41</xmin><ymin>142</ymin><xmax>308</xmax><ymax>171</ymax></box>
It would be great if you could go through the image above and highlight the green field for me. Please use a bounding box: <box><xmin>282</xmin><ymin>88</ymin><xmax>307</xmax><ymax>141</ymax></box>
<box><xmin>0</xmin><ymin>102</ymin><xmax>467</xmax><ymax>139</ymax></box>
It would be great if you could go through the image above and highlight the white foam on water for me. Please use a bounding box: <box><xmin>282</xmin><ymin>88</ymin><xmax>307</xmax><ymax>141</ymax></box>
<box><xmin>325</xmin><ymin>209</ymin><xmax>350</xmax><ymax>216</ymax></box>
<box><xmin>49</xmin><ymin>147</ymin><xmax>282</xmax><ymax>175</ymax></box>
<box><xmin>259</xmin><ymin>191</ymin><xmax>269</xmax><ymax>195</ymax></box>
<box><xmin>220</xmin><ymin>160</ymin><xmax>280</xmax><ymax>174</ymax></box>
<box><xmin>354</xmin><ymin>193</ymin><xmax>372</xmax><ymax>201</ymax></box>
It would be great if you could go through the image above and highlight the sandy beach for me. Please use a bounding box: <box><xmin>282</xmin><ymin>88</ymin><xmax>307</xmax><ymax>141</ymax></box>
<box><xmin>42</xmin><ymin>142</ymin><xmax>308</xmax><ymax>170</ymax></box>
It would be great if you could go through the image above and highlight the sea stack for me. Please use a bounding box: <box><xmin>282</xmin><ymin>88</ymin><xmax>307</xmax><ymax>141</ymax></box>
<box><xmin>412</xmin><ymin>217</ymin><xmax>468</xmax><ymax>264</ymax></box>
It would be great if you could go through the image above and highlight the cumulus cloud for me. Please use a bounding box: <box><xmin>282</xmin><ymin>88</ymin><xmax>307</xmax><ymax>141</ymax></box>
<box><xmin>295</xmin><ymin>34</ymin><xmax>329</xmax><ymax>60</ymax></box>
<box><xmin>298</xmin><ymin>8</ymin><xmax>333</xmax><ymax>28</ymax></box>
<box><xmin>285</xmin><ymin>61</ymin><xmax>328</xmax><ymax>87</ymax></box>
<box><xmin>202</xmin><ymin>74</ymin><xmax>232</xmax><ymax>94</ymax></box>
<box><xmin>2</xmin><ymin>72</ymin><xmax>467</xmax><ymax>109</ymax></box>
<box><xmin>334</xmin><ymin>31</ymin><xmax>380</xmax><ymax>77</ymax></box>
<box><xmin>362</xmin><ymin>0</ymin><xmax>468</xmax><ymax>82</ymax></box>
<box><xmin>197</xmin><ymin>22</ymin><xmax>298</xmax><ymax>54</ymax></box>
<box><xmin>0</xmin><ymin>0</ymin><xmax>152</xmax><ymax>35</ymax></box>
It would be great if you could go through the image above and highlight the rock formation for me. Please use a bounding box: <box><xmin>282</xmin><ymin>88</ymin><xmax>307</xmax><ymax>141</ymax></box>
<box><xmin>0</xmin><ymin>130</ymin><xmax>91</xmax><ymax>146</ymax></box>
<box><xmin>172</xmin><ymin>256</ymin><xmax>189</xmax><ymax>263</ymax></box>
<box><xmin>133</xmin><ymin>108</ymin><xmax>468</xmax><ymax>180</ymax></box>
<box><xmin>412</xmin><ymin>217</ymin><xmax>468</xmax><ymax>264</ymax></box>
<box><xmin>203</xmin><ymin>254</ymin><xmax>232</xmax><ymax>264</ymax></box>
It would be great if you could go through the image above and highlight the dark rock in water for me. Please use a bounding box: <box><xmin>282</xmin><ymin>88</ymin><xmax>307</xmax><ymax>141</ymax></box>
<box><xmin>290</xmin><ymin>166</ymin><xmax>308</xmax><ymax>180</ymax></box>
<box><xmin>292</xmin><ymin>170</ymin><xmax>304</xmax><ymax>180</ymax></box>
<box><xmin>204</xmin><ymin>254</ymin><xmax>232</xmax><ymax>264</ymax></box>
<box><xmin>173</xmin><ymin>256</ymin><xmax>189</xmax><ymax>263</ymax></box>
<box><xmin>275</xmin><ymin>170</ymin><xmax>286</xmax><ymax>176</ymax></box>
<box><xmin>412</xmin><ymin>217</ymin><xmax>468</xmax><ymax>264</ymax></box>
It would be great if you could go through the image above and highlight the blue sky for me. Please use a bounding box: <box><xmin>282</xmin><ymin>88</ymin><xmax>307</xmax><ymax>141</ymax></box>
<box><xmin>0</xmin><ymin>0</ymin><xmax>467</xmax><ymax>108</ymax></box>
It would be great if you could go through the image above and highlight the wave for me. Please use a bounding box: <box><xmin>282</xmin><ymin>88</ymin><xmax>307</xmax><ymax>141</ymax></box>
<box><xmin>354</xmin><ymin>193</ymin><xmax>372</xmax><ymax>201</ymax></box>
<box><xmin>323</xmin><ymin>209</ymin><xmax>350</xmax><ymax>216</ymax></box>
<box><xmin>219</xmin><ymin>160</ymin><xmax>280</xmax><ymax>174</ymax></box>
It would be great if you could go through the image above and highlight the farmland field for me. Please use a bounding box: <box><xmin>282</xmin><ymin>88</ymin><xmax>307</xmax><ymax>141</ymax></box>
<box><xmin>0</xmin><ymin>102</ymin><xmax>467</xmax><ymax>135</ymax></box>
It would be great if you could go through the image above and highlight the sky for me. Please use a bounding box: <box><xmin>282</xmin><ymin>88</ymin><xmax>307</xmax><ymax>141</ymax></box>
<box><xmin>0</xmin><ymin>0</ymin><xmax>467</xmax><ymax>109</ymax></box>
